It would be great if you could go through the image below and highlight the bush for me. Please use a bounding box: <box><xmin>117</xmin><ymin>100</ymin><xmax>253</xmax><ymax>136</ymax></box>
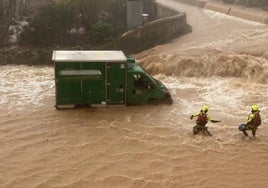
<box><xmin>0</xmin><ymin>0</ymin><xmax>17</xmax><ymax>46</ymax></box>
<box><xmin>18</xmin><ymin>0</ymin><xmax>156</xmax><ymax>48</ymax></box>
<box><xmin>19</xmin><ymin>3</ymin><xmax>75</xmax><ymax>47</ymax></box>
<box><xmin>90</xmin><ymin>22</ymin><xmax>123</xmax><ymax>44</ymax></box>
<box><xmin>105</xmin><ymin>0</ymin><xmax>126</xmax><ymax>28</ymax></box>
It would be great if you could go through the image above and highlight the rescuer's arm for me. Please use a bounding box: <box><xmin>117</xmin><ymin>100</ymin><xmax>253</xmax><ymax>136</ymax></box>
<box><xmin>246</xmin><ymin>114</ymin><xmax>254</xmax><ymax>125</ymax></box>
<box><xmin>208</xmin><ymin>115</ymin><xmax>221</xmax><ymax>123</ymax></box>
<box><xmin>190</xmin><ymin>112</ymin><xmax>199</xmax><ymax>119</ymax></box>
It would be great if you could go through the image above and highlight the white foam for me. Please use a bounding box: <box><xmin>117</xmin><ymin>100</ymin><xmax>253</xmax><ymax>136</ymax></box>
<box><xmin>156</xmin><ymin>75</ymin><xmax>268</xmax><ymax>121</ymax></box>
<box><xmin>0</xmin><ymin>65</ymin><xmax>54</xmax><ymax>110</ymax></box>
<box><xmin>155</xmin><ymin>75</ymin><xmax>198</xmax><ymax>89</ymax></box>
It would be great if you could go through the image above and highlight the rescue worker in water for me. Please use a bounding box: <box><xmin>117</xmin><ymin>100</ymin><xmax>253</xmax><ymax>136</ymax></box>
<box><xmin>238</xmin><ymin>104</ymin><xmax>262</xmax><ymax>138</ymax></box>
<box><xmin>190</xmin><ymin>105</ymin><xmax>221</xmax><ymax>136</ymax></box>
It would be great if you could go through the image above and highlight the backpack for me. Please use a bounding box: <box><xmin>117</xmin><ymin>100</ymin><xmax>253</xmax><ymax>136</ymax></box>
<box><xmin>196</xmin><ymin>113</ymin><xmax>208</xmax><ymax>126</ymax></box>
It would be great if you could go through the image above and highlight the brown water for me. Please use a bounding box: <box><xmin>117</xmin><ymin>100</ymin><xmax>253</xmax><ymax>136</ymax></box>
<box><xmin>1</xmin><ymin>1</ymin><xmax>268</xmax><ymax>188</ymax></box>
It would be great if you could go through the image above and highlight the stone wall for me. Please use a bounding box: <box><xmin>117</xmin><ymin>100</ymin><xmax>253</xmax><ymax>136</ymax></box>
<box><xmin>120</xmin><ymin>3</ymin><xmax>191</xmax><ymax>54</ymax></box>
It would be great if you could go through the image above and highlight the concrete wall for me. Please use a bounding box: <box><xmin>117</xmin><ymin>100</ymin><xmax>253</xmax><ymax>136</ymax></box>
<box><xmin>120</xmin><ymin>3</ymin><xmax>191</xmax><ymax>54</ymax></box>
<box><xmin>127</xmin><ymin>0</ymin><xmax>143</xmax><ymax>30</ymax></box>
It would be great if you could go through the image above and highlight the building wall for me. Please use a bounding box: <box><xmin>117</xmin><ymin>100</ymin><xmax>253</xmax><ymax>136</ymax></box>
<box><xmin>127</xmin><ymin>0</ymin><xmax>143</xmax><ymax>30</ymax></box>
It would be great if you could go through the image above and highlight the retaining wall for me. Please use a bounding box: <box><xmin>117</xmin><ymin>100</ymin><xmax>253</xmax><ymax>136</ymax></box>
<box><xmin>120</xmin><ymin>3</ymin><xmax>191</xmax><ymax>54</ymax></box>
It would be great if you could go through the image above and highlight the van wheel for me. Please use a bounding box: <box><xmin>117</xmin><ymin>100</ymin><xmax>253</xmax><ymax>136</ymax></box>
<box><xmin>163</xmin><ymin>93</ymin><xmax>173</xmax><ymax>105</ymax></box>
<box><xmin>149</xmin><ymin>98</ymin><xmax>160</xmax><ymax>105</ymax></box>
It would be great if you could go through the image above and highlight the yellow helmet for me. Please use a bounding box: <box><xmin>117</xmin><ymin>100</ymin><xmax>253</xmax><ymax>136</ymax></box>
<box><xmin>201</xmin><ymin>105</ymin><xmax>208</xmax><ymax>112</ymax></box>
<box><xmin>251</xmin><ymin>104</ymin><xmax>259</xmax><ymax>111</ymax></box>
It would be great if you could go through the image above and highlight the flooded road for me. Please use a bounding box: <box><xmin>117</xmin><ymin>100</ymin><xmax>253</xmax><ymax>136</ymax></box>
<box><xmin>0</xmin><ymin>1</ymin><xmax>268</xmax><ymax>188</ymax></box>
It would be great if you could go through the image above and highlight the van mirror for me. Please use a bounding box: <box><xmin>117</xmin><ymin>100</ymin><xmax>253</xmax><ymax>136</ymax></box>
<box><xmin>147</xmin><ymin>83</ymin><xmax>153</xmax><ymax>90</ymax></box>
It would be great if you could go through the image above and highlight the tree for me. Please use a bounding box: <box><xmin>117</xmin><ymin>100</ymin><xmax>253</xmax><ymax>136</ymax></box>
<box><xmin>65</xmin><ymin>0</ymin><xmax>127</xmax><ymax>44</ymax></box>
<box><xmin>0</xmin><ymin>0</ymin><xmax>17</xmax><ymax>46</ymax></box>
<box><xmin>106</xmin><ymin>0</ymin><xmax>126</xmax><ymax>28</ymax></box>
<box><xmin>19</xmin><ymin>2</ymin><xmax>75</xmax><ymax>47</ymax></box>
<box><xmin>19</xmin><ymin>0</ymin><xmax>128</xmax><ymax>47</ymax></box>
<box><xmin>90</xmin><ymin>22</ymin><xmax>123</xmax><ymax>44</ymax></box>
<box><xmin>69</xmin><ymin>0</ymin><xmax>107</xmax><ymax>31</ymax></box>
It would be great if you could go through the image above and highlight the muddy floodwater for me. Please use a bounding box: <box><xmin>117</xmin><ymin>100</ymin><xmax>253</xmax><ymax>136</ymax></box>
<box><xmin>0</xmin><ymin>1</ymin><xmax>268</xmax><ymax>188</ymax></box>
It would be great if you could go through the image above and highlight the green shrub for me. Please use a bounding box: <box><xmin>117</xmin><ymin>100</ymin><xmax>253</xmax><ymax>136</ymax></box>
<box><xmin>19</xmin><ymin>3</ymin><xmax>75</xmax><ymax>47</ymax></box>
<box><xmin>90</xmin><ymin>22</ymin><xmax>123</xmax><ymax>44</ymax></box>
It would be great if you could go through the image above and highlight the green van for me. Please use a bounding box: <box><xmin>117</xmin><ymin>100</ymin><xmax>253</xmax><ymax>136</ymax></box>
<box><xmin>52</xmin><ymin>50</ymin><xmax>172</xmax><ymax>108</ymax></box>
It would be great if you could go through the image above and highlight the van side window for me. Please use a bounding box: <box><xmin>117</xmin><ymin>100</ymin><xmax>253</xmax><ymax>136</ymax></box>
<box><xmin>133</xmin><ymin>74</ymin><xmax>153</xmax><ymax>90</ymax></box>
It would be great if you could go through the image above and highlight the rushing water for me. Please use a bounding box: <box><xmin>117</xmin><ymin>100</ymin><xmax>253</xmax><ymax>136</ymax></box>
<box><xmin>0</xmin><ymin>1</ymin><xmax>268</xmax><ymax>188</ymax></box>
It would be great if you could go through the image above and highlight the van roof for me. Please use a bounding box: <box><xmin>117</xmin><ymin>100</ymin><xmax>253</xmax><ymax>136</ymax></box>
<box><xmin>52</xmin><ymin>50</ymin><xmax>127</xmax><ymax>62</ymax></box>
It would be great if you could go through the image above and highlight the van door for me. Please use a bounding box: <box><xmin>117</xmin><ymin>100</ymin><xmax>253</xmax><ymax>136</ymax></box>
<box><xmin>106</xmin><ymin>63</ymin><xmax>126</xmax><ymax>105</ymax></box>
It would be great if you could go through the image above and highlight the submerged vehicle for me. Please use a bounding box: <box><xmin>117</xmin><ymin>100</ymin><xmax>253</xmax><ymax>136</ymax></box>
<box><xmin>52</xmin><ymin>50</ymin><xmax>173</xmax><ymax>108</ymax></box>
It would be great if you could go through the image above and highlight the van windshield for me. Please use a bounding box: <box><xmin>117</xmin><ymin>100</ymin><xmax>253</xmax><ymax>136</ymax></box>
<box><xmin>143</xmin><ymin>70</ymin><xmax>158</xmax><ymax>85</ymax></box>
<box><xmin>133</xmin><ymin>73</ymin><xmax>155</xmax><ymax>90</ymax></box>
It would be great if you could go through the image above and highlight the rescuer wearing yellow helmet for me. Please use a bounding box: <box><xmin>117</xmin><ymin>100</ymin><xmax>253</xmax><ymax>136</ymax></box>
<box><xmin>238</xmin><ymin>104</ymin><xmax>262</xmax><ymax>138</ymax></box>
<box><xmin>190</xmin><ymin>105</ymin><xmax>221</xmax><ymax>136</ymax></box>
